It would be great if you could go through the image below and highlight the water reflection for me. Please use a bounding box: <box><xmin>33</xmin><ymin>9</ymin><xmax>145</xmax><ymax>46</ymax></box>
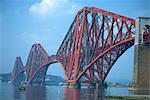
<box><xmin>13</xmin><ymin>86</ymin><xmax>22</xmax><ymax>100</ymax></box>
<box><xmin>2</xmin><ymin>83</ymin><xmax>149</xmax><ymax>100</ymax></box>
<box><xmin>25</xmin><ymin>86</ymin><xmax>46</xmax><ymax>100</ymax></box>
<box><xmin>64</xmin><ymin>87</ymin><xmax>104</xmax><ymax>100</ymax></box>
<box><xmin>16</xmin><ymin>85</ymin><xmax>104</xmax><ymax>100</ymax></box>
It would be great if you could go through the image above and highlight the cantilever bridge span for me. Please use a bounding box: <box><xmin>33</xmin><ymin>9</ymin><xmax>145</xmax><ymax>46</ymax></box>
<box><xmin>11</xmin><ymin>7</ymin><xmax>150</xmax><ymax>85</ymax></box>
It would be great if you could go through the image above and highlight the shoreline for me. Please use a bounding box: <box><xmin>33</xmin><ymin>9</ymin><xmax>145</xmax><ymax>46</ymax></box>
<box><xmin>105</xmin><ymin>95</ymin><xmax>150</xmax><ymax>100</ymax></box>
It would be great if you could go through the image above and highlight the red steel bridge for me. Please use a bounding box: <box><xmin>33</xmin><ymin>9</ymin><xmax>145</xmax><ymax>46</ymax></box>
<box><xmin>11</xmin><ymin>7</ymin><xmax>150</xmax><ymax>85</ymax></box>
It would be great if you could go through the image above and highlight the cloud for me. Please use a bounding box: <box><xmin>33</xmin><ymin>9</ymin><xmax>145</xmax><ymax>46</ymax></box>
<box><xmin>29</xmin><ymin>0</ymin><xmax>58</xmax><ymax>15</ymax></box>
<box><xmin>29</xmin><ymin>0</ymin><xmax>80</xmax><ymax>16</ymax></box>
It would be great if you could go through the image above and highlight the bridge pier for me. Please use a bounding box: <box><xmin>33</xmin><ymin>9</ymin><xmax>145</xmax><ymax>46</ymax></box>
<box><xmin>67</xmin><ymin>82</ymin><xmax>81</xmax><ymax>88</ymax></box>
<box><xmin>88</xmin><ymin>83</ymin><xmax>96</xmax><ymax>88</ymax></box>
<box><xmin>133</xmin><ymin>17</ymin><xmax>150</xmax><ymax>95</ymax></box>
<box><xmin>88</xmin><ymin>82</ymin><xmax>106</xmax><ymax>89</ymax></box>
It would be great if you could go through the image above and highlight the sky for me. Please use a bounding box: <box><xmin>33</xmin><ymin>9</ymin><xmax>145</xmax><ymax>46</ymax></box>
<box><xmin>0</xmin><ymin>0</ymin><xmax>149</xmax><ymax>82</ymax></box>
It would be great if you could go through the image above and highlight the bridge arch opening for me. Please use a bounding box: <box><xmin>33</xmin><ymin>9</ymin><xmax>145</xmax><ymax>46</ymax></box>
<box><xmin>105</xmin><ymin>46</ymin><xmax>134</xmax><ymax>84</ymax></box>
<box><xmin>46</xmin><ymin>63</ymin><xmax>66</xmax><ymax>84</ymax></box>
<box><xmin>29</xmin><ymin>61</ymin><xmax>66</xmax><ymax>85</ymax></box>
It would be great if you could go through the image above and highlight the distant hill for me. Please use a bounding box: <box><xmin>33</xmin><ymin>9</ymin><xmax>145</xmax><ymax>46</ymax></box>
<box><xmin>45</xmin><ymin>74</ymin><xmax>66</xmax><ymax>85</ymax></box>
<box><xmin>0</xmin><ymin>73</ymin><xmax>11</xmax><ymax>82</ymax></box>
<box><xmin>106</xmin><ymin>78</ymin><xmax>132</xmax><ymax>84</ymax></box>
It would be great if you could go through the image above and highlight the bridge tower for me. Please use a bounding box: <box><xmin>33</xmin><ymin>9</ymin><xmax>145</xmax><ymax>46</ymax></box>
<box><xmin>133</xmin><ymin>17</ymin><xmax>150</xmax><ymax>94</ymax></box>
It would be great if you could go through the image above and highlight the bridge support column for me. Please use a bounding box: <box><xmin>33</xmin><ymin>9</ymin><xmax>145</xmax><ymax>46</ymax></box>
<box><xmin>88</xmin><ymin>82</ymin><xmax>105</xmax><ymax>89</ymax></box>
<box><xmin>88</xmin><ymin>83</ymin><xmax>96</xmax><ymax>88</ymax></box>
<box><xmin>133</xmin><ymin>17</ymin><xmax>150</xmax><ymax>95</ymax></box>
<box><xmin>68</xmin><ymin>82</ymin><xmax>81</xmax><ymax>88</ymax></box>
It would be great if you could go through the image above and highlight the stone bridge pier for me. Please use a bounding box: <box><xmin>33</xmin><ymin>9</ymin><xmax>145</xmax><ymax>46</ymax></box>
<box><xmin>133</xmin><ymin>17</ymin><xmax>150</xmax><ymax>95</ymax></box>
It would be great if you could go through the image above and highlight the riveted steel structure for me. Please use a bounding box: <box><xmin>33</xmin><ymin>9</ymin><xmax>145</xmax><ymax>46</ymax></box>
<box><xmin>56</xmin><ymin>7</ymin><xmax>135</xmax><ymax>83</ymax></box>
<box><xmin>25</xmin><ymin>44</ymin><xmax>63</xmax><ymax>84</ymax></box>
<box><xmin>11</xmin><ymin>57</ymin><xmax>25</xmax><ymax>85</ymax></box>
<box><xmin>11</xmin><ymin>7</ymin><xmax>150</xmax><ymax>85</ymax></box>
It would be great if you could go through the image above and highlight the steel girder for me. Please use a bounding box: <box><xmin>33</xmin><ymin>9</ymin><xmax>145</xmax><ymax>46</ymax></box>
<box><xmin>25</xmin><ymin>44</ymin><xmax>66</xmax><ymax>84</ymax></box>
<box><xmin>12</xmin><ymin>7</ymin><xmax>150</xmax><ymax>85</ymax></box>
<box><xmin>56</xmin><ymin>7</ymin><xmax>135</xmax><ymax>83</ymax></box>
<box><xmin>25</xmin><ymin>44</ymin><xmax>51</xmax><ymax>84</ymax></box>
<box><xmin>11</xmin><ymin>57</ymin><xmax>25</xmax><ymax>85</ymax></box>
<box><xmin>11</xmin><ymin>44</ymin><xmax>66</xmax><ymax>85</ymax></box>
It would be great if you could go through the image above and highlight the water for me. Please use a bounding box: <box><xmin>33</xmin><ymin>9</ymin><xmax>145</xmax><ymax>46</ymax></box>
<box><xmin>0</xmin><ymin>83</ymin><xmax>131</xmax><ymax>100</ymax></box>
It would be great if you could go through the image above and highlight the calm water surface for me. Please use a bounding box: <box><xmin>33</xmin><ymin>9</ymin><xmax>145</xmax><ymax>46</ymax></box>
<box><xmin>0</xmin><ymin>83</ymin><xmax>130</xmax><ymax>100</ymax></box>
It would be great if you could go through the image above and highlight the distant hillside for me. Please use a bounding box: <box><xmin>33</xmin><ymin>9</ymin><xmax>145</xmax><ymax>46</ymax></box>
<box><xmin>107</xmin><ymin>78</ymin><xmax>132</xmax><ymax>84</ymax></box>
<box><xmin>45</xmin><ymin>74</ymin><xmax>66</xmax><ymax>85</ymax></box>
<box><xmin>0</xmin><ymin>73</ymin><xmax>11</xmax><ymax>82</ymax></box>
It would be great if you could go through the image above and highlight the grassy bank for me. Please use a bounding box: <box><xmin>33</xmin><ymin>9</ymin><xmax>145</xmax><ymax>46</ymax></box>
<box><xmin>105</xmin><ymin>95</ymin><xmax>150</xmax><ymax>100</ymax></box>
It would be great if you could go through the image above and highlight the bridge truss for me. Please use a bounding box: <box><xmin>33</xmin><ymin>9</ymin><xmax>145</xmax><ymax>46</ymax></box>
<box><xmin>11</xmin><ymin>7</ymin><xmax>150</xmax><ymax>85</ymax></box>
